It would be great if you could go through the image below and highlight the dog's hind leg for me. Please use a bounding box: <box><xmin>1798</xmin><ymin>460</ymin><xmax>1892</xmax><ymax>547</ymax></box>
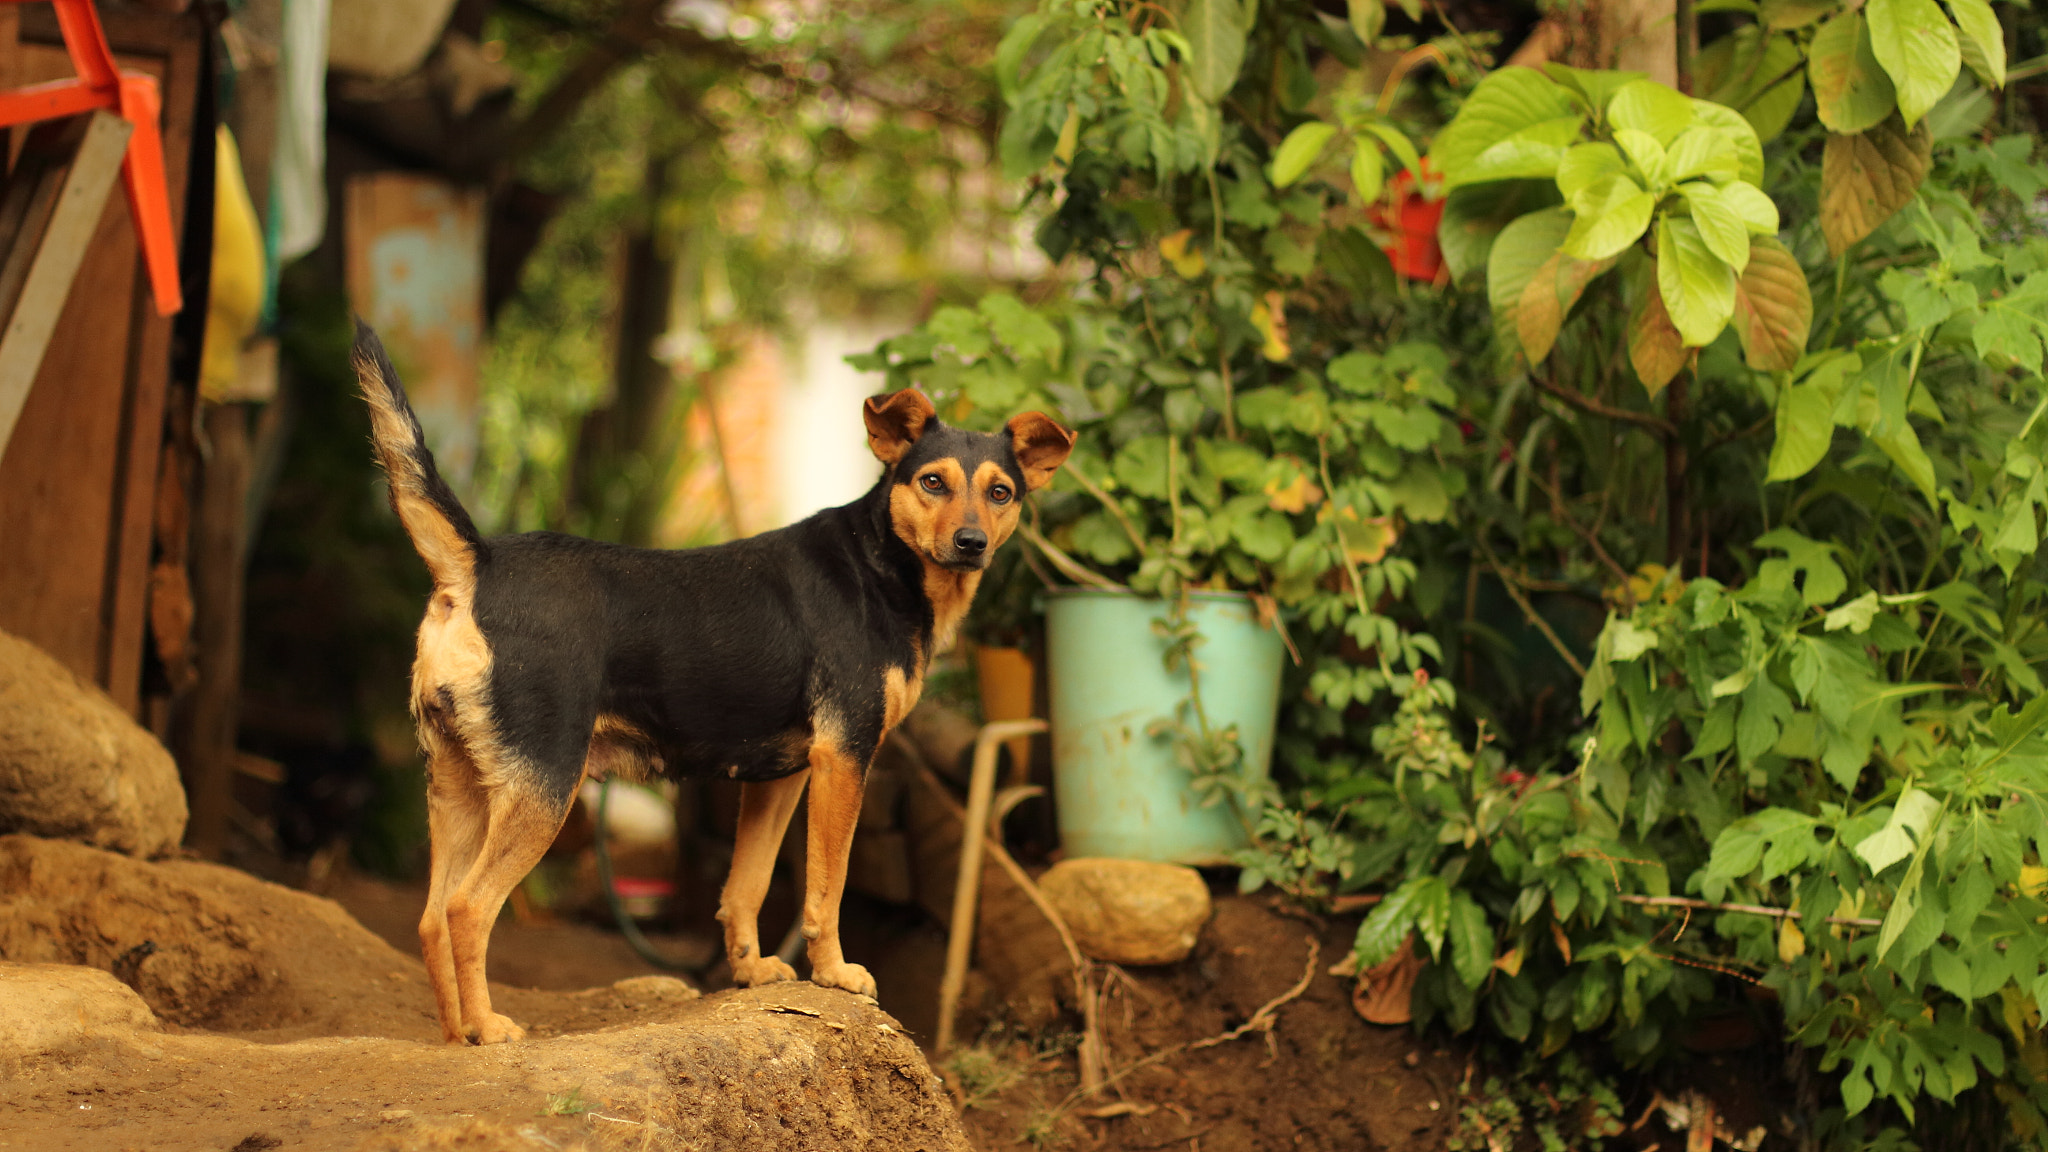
<box><xmin>419</xmin><ymin>745</ymin><xmax>490</xmax><ymax>1044</ymax></box>
<box><xmin>718</xmin><ymin>770</ymin><xmax>809</xmax><ymax>986</ymax></box>
<box><xmin>802</xmin><ymin>740</ymin><xmax>877</xmax><ymax>998</ymax></box>
<box><xmin>444</xmin><ymin>776</ymin><xmax>576</xmax><ymax>1044</ymax></box>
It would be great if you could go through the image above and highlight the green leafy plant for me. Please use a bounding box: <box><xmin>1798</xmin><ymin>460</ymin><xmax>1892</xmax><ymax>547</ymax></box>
<box><xmin>1433</xmin><ymin>66</ymin><xmax>1803</xmax><ymax>392</ymax></box>
<box><xmin>863</xmin><ymin>0</ymin><xmax>2048</xmax><ymax>1140</ymax></box>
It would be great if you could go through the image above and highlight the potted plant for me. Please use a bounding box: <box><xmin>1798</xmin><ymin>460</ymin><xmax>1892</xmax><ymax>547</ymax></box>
<box><xmin>844</xmin><ymin>2</ymin><xmax>1481</xmax><ymax>870</ymax></box>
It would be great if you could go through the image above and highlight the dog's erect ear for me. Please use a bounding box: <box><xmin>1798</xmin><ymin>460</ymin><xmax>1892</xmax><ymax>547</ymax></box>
<box><xmin>865</xmin><ymin>389</ymin><xmax>937</xmax><ymax>466</ymax></box>
<box><xmin>1006</xmin><ymin>412</ymin><xmax>1075</xmax><ymax>491</ymax></box>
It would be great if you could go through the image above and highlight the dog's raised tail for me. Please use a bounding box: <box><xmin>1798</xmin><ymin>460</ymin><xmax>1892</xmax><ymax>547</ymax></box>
<box><xmin>352</xmin><ymin>319</ymin><xmax>486</xmax><ymax>591</ymax></box>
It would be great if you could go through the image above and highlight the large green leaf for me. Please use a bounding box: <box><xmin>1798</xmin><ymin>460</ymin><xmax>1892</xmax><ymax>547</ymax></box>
<box><xmin>1436</xmin><ymin>180</ymin><xmax>1562</xmax><ymax>281</ymax></box>
<box><xmin>1346</xmin><ymin>0</ymin><xmax>1385</xmax><ymax>45</ymax></box>
<box><xmin>1700</xmin><ymin>27</ymin><xmax>1807</xmax><ymax>141</ymax></box>
<box><xmin>1768</xmin><ymin>358</ymin><xmax>1852</xmax><ymax>480</ymax></box>
<box><xmin>1433</xmin><ymin>69</ymin><xmax>1579</xmax><ymax>188</ymax></box>
<box><xmin>1322</xmin><ymin>225</ymin><xmax>1397</xmax><ymax>298</ymax></box>
<box><xmin>1679</xmin><ymin>182</ymin><xmax>1752</xmax><ymax>271</ymax></box>
<box><xmin>1821</xmin><ymin>116</ymin><xmax>1931</xmax><ymax>256</ymax></box>
<box><xmin>1519</xmin><ymin>249</ymin><xmax>1617</xmax><ymax>363</ymax></box>
<box><xmin>1350</xmin><ymin>142</ymin><xmax>1385</xmax><ymax>203</ymax></box>
<box><xmin>1946</xmin><ymin>0</ymin><xmax>2006</xmax><ymax>87</ymax></box>
<box><xmin>1556</xmin><ymin>142</ymin><xmax>1625</xmax><ymax>200</ymax></box>
<box><xmin>1488</xmin><ymin>207</ymin><xmax>1574</xmax><ymax>359</ymax></box>
<box><xmin>1867</xmin><ymin>0</ymin><xmax>1962</xmax><ymax>126</ymax></box>
<box><xmin>1460</xmin><ymin>117</ymin><xmax>1586</xmax><ymax>185</ymax></box>
<box><xmin>1866</xmin><ymin>409</ymin><xmax>1940</xmax><ymax>505</ymax></box>
<box><xmin>1271</xmin><ymin>121</ymin><xmax>1337</xmax><ymax>187</ymax></box>
<box><xmin>1448</xmin><ymin>894</ymin><xmax>1496</xmax><ymax>989</ymax></box>
<box><xmin>1664</xmin><ymin>127</ymin><xmax>1742</xmax><ymax>185</ymax></box>
<box><xmin>1362</xmin><ymin>122</ymin><xmax>1423</xmax><ymax>182</ymax></box>
<box><xmin>1718</xmin><ymin>182</ymin><xmax>1781</xmax><ymax>234</ymax></box>
<box><xmin>1541</xmin><ymin>63</ymin><xmax>1646</xmax><ymax>113</ymax></box>
<box><xmin>1731</xmin><ymin>236</ymin><xmax>1812</xmax><ymax>370</ymax></box>
<box><xmin>1563</xmin><ymin>175</ymin><xmax>1657</xmax><ymax>261</ymax></box>
<box><xmin>1182</xmin><ymin>0</ymin><xmax>1248</xmax><ymax>103</ymax></box>
<box><xmin>1356</xmin><ymin>878</ymin><xmax>1425</xmax><ymax>966</ymax></box>
<box><xmin>1656</xmin><ymin>216</ymin><xmax>1738</xmax><ymax>347</ymax></box>
<box><xmin>1629</xmin><ymin>273</ymin><xmax>1687</xmax><ymax>395</ymax></box>
<box><xmin>1761</xmin><ymin>0</ymin><xmax>1833</xmax><ymax>29</ymax></box>
<box><xmin>1745</xmin><ymin>73</ymin><xmax>1809</xmax><ymax>143</ymax></box>
<box><xmin>1810</xmin><ymin>11</ymin><xmax>1899</xmax><ymax>133</ymax></box>
<box><xmin>1690</xmin><ymin>100</ymin><xmax>1765</xmax><ymax>184</ymax></box>
<box><xmin>994</xmin><ymin>13</ymin><xmax>1047</xmax><ymax>105</ymax></box>
<box><xmin>1607</xmin><ymin>80</ymin><xmax>1695</xmax><ymax>144</ymax></box>
<box><xmin>1613</xmin><ymin>129</ymin><xmax>1670</xmax><ymax>185</ymax></box>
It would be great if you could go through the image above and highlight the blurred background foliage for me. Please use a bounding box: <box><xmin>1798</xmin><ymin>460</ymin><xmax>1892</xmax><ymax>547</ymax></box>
<box><xmin>472</xmin><ymin>0</ymin><xmax>1035</xmax><ymax>541</ymax></box>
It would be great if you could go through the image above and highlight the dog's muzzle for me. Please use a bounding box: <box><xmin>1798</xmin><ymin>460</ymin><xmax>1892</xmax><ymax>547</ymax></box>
<box><xmin>941</xmin><ymin>527</ymin><xmax>991</xmax><ymax>570</ymax></box>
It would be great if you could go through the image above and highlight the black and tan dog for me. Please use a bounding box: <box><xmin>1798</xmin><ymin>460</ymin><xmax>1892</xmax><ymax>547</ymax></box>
<box><xmin>352</xmin><ymin>321</ymin><xmax>1072</xmax><ymax>1044</ymax></box>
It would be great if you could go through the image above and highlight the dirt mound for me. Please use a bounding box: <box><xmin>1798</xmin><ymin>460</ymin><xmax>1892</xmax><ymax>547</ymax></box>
<box><xmin>952</xmin><ymin>897</ymin><xmax>1459</xmax><ymax>1152</ymax></box>
<box><xmin>3</xmin><ymin>981</ymin><xmax>966</xmax><ymax>1152</ymax></box>
<box><xmin>0</xmin><ymin>835</ymin><xmax>970</xmax><ymax>1151</ymax></box>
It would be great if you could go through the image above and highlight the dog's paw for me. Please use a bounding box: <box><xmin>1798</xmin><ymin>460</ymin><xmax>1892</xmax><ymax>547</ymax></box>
<box><xmin>811</xmin><ymin>961</ymin><xmax>877</xmax><ymax>999</ymax></box>
<box><xmin>466</xmin><ymin>1013</ymin><xmax>526</xmax><ymax>1045</ymax></box>
<box><xmin>732</xmin><ymin>954</ymin><xmax>799</xmax><ymax>986</ymax></box>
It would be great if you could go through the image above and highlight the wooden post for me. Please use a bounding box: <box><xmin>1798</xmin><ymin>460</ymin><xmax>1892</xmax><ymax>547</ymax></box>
<box><xmin>177</xmin><ymin>403</ymin><xmax>253</xmax><ymax>858</ymax></box>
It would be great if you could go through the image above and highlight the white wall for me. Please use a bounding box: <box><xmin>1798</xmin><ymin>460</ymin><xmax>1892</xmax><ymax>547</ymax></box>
<box><xmin>772</xmin><ymin>317</ymin><xmax>904</xmax><ymax>527</ymax></box>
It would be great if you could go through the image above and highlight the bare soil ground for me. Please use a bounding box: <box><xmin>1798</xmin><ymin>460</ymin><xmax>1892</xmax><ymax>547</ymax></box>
<box><xmin>0</xmin><ymin>835</ymin><xmax>966</xmax><ymax>1152</ymax></box>
<box><xmin>942</xmin><ymin>899</ymin><xmax>1462</xmax><ymax>1152</ymax></box>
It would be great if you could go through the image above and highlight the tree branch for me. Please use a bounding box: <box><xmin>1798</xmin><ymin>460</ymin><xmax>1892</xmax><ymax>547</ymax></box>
<box><xmin>1534</xmin><ymin>375</ymin><xmax>1678</xmax><ymax>439</ymax></box>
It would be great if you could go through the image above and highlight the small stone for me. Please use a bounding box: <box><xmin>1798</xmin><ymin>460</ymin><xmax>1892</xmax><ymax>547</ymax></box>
<box><xmin>379</xmin><ymin>1110</ymin><xmax>413</xmax><ymax>1122</ymax></box>
<box><xmin>610</xmin><ymin>975</ymin><xmax>700</xmax><ymax>1002</ymax></box>
<box><xmin>0</xmin><ymin>962</ymin><xmax>159</xmax><ymax>1055</ymax></box>
<box><xmin>1038</xmin><ymin>858</ymin><xmax>1211</xmax><ymax>966</ymax></box>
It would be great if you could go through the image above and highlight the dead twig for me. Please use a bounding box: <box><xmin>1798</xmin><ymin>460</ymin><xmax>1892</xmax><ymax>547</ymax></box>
<box><xmin>1473</xmin><ymin>535</ymin><xmax>1588</xmax><ymax>678</ymax></box>
<box><xmin>1018</xmin><ymin>522</ymin><xmax>1124</xmax><ymax>591</ymax></box>
<box><xmin>1619</xmin><ymin>894</ymin><xmax>1881</xmax><ymax>928</ymax></box>
<box><xmin>1056</xmin><ymin>936</ymin><xmax>1321</xmax><ymax>1121</ymax></box>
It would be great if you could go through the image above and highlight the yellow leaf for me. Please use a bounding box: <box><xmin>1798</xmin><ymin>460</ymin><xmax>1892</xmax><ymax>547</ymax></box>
<box><xmin>1550</xmin><ymin>919</ymin><xmax>1574</xmax><ymax>964</ymax></box>
<box><xmin>1159</xmin><ymin>228</ymin><xmax>1207</xmax><ymax>278</ymax></box>
<box><xmin>1251</xmin><ymin>290</ymin><xmax>1291</xmax><ymax>361</ymax></box>
<box><xmin>1054</xmin><ymin>103</ymin><xmax>1080</xmax><ymax>167</ymax></box>
<box><xmin>2021</xmin><ymin>865</ymin><xmax>2048</xmax><ymax>898</ymax></box>
<box><xmin>1264</xmin><ymin>473</ymin><xmax>1324</xmax><ymax>514</ymax></box>
<box><xmin>1328</xmin><ymin>506</ymin><xmax>1399</xmax><ymax>563</ymax></box>
<box><xmin>1778</xmin><ymin>918</ymin><xmax>1806</xmax><ymax>963</ymax></box>
<box><xmin>1494</xmin><ymin>945</ymin><xmax>1525</xmax><ymax>977</ymax></box>
<box><xmin>1605</xmin><ymin>562</ymin><xmax>1685</xmax><ymax>608</ymax></box>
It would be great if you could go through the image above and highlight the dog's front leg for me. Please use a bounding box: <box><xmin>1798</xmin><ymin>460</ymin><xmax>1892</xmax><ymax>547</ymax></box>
<box><xmin>718</xmin><ymin>771</ymin><xmax>809</xmax><ymax>986</ymax></box>
<box><xmin>802</xmin><ymin>743</ymin><xmax>877</xmax><ymax>998</ymax></box>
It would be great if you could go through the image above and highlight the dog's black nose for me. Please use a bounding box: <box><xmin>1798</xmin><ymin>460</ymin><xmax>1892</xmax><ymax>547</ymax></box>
<box><xmin>954</xmin><ymin>527</ymin><xmax>988</xmax><ymax>555</ymax></box>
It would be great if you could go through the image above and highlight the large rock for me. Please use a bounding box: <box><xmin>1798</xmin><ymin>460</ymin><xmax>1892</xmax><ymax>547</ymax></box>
<box><xmin>1040</xmin><ymin>857</ymin><xmax>1212</xmax><ymax>966</ymax></box>
<box><xmin>0</xmin><ymin>629</ymin><xmax>187</xmax><ymax>856</ymax></box>
<box><xmin>0</xmin><ymin>962</ymin><xmax>159</xmax><ymax>1056</ymax></box>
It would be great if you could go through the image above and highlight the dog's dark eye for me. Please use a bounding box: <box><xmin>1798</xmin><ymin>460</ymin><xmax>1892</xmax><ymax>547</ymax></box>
<box><xmin>989</xmin><ymin>484</ymin><xmax>1013</xmax><ymax>505</ymax></box>
<box><xmin>920</xmin><ymin>473</ymin><xmax>945</xmax><ymax>493</ymax></box>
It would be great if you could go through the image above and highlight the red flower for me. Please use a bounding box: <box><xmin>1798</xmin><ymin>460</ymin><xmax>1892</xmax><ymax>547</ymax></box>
<box><xmin>1366</xmin><ymin>160</ymin><xmax>1446</xmax><ymax>283</ymax></box>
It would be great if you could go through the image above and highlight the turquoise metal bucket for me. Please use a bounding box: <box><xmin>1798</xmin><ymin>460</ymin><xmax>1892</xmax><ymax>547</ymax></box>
<box><xmin>1045</xmin><ymin>589</ymin><xmax>1286</xmax><ymax>865</ymax></box>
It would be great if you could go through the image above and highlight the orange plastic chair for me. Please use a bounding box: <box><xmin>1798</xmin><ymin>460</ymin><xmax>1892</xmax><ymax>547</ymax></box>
<box><xmin>0</xmin><ymin>0</ymin><xmax>180</xmax><ymax>315</ymax></box>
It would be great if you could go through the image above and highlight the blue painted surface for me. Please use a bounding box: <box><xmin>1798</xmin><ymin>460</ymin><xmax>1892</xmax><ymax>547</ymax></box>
<box><xmin>1046</xmin><ymin>590</ymin><xmax>1285</xmax><ymax>864</ymax></box>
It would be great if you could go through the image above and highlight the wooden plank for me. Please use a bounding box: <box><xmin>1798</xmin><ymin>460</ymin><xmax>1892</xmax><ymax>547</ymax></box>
<box><xmin>0</xmin><ymin>151</ymin><xmax>142</xmax><ymax>680</ymax></box>
<box><xmin>0</xmin><ymin>27</ymin><xmax>195</xmax><ymax>711</ymax></box>
<box><xmin>0</xmin><ymin>112</ymin><xmax>134</xmax><ymax>458</ymax></box>
<box><xmin>101</xmin><ymin>18</ymin><xmax>200</xmax><ymax>712</ymax></box>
